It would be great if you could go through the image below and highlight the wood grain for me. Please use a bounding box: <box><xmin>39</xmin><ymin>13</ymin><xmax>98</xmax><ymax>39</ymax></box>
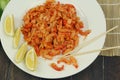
<box><xmin>0</xmin><ymin>43</ymin><xmax>10</xmax><ymax>80</ymax></box>
<box><xmin>104</xmin><ymin>57</ymin><xmax>120</xmax><ymax>80</ymax></box>
<box><xmin>8</xmin><ymin>64</ymin><xmax>41</xmax><ymax>80</ymax></box>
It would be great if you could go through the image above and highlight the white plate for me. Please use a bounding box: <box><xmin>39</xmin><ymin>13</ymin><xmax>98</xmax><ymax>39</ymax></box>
<box><xmin>0</xmin><ymin>0</ymin><xmax>106</xmax><ymax>79</ymax></box>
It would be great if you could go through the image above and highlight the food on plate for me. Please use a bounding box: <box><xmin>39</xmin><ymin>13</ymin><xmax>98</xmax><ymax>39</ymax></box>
<box><xmin>21</xmin><ymin>0</ymin><xmax>91</xmax><ymax>71</ymax></box>
<box><xmin>13</xmin><ymin>27</ymin><xmax>21</xmax><ymax>48</ymax></box>
<box><xmin>57</xmin><ymin>57</ymin><xmax>71</xmax><ymax>65</ymax></box>
<box><xmin>50</xmin><ymin>63</ymin><xmax>64</xmax><ymax>71</ymax></box>
<box><xmin>4</xmin><ymin>14</ymin><xmax>14</xmax><ymax>36</ymax></box>
<box><xmin>21</xmin><ymin>0</ymin><xmax>91</xmax><ymax>57</ymax></box>
<box><xmin>25</xmin><ymin>48</ymin><xmax>37</xmax><ymax>71</ymax></box>
<box><xmin>69</xmin><ymin>56</ymin><xmax>78</xmax><ymax>68</ymax></box>
<box><xmin>57</xmin><ymin>56</ymin><xmax>78</xmax><ymax>68</ymax></box>
<box><xmin>15</xmin><ymin>42</ymin><xmax>28</xmax><ymax>63</ymax></box>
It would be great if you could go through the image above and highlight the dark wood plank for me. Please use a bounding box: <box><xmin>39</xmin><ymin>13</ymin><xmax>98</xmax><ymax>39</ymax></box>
<box><xmin>8</xmin><ymin>63</ymin><xmax>42</xmax><ymax>80</ymax></box>
<box><xmin>104</xmin><ymin>57</ymin><xmax>120</xmax><ymax>80</ymax></box>
<box><xmin>71</xmin><ymin>56</ymin><xmax>104</xmax><ymax>80</ymax></box>
<box><xmin>45</xmin><ymin>76</ymin><xmax>72</xmax><ymax>80</ymax></box>
<box><xmin>0</xmin><ymin>42</ymin><xmax>11</xmax><ymax>80</ymax></box>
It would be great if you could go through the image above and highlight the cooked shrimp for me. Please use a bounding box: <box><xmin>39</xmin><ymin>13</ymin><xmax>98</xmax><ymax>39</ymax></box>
<box><xmin>57</xmin><ymin>57</ymin><xmax>71</xmax><ymax>65</ymax></box>
<box><xmin>50</xmin><ymin>63</ymin><xmax>64</xmax><ymax>71</ymax></box>
<box><xmin>69</xmin><ymin>56</ymin><xmax>78</xmax><ymax>68</ymax></box>
<box><xmin>57</xmin><ymin>55</ymin><xmax>78</xmax><ymax>69</ymax></box>
<box><xmin>21</xmin><ymin>0</ymin><xmax>90</xmax><ymax>70</ymax></box>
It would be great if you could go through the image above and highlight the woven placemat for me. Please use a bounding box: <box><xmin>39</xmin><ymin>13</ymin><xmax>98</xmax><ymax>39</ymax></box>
<box><xmin>97</xmin><ymin>0</ymin><xmax>120</xmax><ymax>56</ymax></box>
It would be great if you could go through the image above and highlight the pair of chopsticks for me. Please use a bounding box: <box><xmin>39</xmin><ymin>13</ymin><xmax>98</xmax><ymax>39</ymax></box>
<box><xmin>62</xmin><ymin>25</ymin><xmax>119</xmax><ymax>57</ymax></box>
<box><xmin>73</xmin><ymin>46</ymin><xmax>120</xmax><ymax>56</ymax></box>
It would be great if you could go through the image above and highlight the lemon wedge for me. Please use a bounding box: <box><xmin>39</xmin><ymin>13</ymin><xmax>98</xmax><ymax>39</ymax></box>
<box><xmin>15</xmin><ymin>42</ymin><xmax>28</xmax><ymax>63</ymax></box>
<box><xmin>13</xmin><ymin>27</ymin><xmax>21</xmax><ymax>48</ymax></box>
<box><xmin>25</xmin><ymin>48</ymin><xmax>37</xmax><ymax>71</ymax></box>
<box><xmin>4</xmin><ymin>14</ymin><xmax>14</xmax><ymax>36</ymax></box>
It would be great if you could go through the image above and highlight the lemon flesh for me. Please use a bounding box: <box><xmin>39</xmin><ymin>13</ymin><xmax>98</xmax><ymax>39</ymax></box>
<box><xmin>13</xmin><ymin>27</ymin><xmax>21</xmax><ymax>48</ymax></box>
<box><xmin>4</xmin><ymin>15</ymin><xmax>14</xmax><ymax>36</ymax></box>
<box><xmin>25</xmin><ymin>48</ymin><xmax>37</xmax><ymax>71</ymax></box>
<box><xmin>15</xmin><ymin>42</ymin><xmax>27</xmax><ymax>63</ymax></box>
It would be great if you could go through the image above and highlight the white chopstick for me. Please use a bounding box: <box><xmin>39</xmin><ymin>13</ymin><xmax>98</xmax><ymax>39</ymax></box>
<box><xmin>62</xmin><ymin>25</ymin><xmax>119</xmax><ymax>57</ymax></box>
<box><xmin>78</xmin><ymin>25</ymin><xmax>118</xmax><ymax>49</ymax></box>
<box><xmin>72</xmin><ymin>46</ymin><xmax>120</xmax><ymax>56</ymax></box>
